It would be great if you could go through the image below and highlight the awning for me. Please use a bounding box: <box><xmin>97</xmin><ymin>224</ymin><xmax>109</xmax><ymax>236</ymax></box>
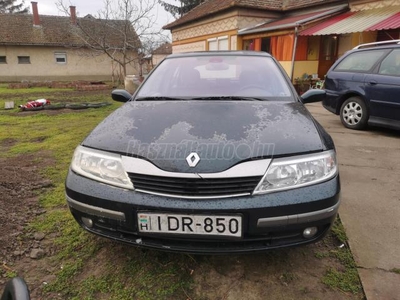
<box><xmin>300</xmin><ymin>6</ymin><xmax>400</xmax><ymax>36</ymax></box>
<box><xmin>238</xmin><ymin>5</ymin><xmax>348</xmax><ymax>35</ymax></box>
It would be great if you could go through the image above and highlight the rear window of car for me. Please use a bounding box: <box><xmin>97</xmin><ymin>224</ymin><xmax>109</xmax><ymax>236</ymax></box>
<box><xmin>378</xmin><ymin>49</ymin><xmax>400</xmax><ymax>76</ymax></box>
<box><xmin>334</xmin><ymin>50</ymin><xmax>388</xmax><ymax>72</ymax></box>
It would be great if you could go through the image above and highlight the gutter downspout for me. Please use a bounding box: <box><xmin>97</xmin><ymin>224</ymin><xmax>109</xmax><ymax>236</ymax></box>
<box><xmin>290</xmin><ymin>26</ymin><xmax>299</xmax><ymax>81</ymax></box>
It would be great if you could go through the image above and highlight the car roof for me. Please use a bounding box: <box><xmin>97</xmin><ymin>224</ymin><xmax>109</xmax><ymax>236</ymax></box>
<box><xmin>351</xmin><ymin>40</ymin><xmax>400</xmax><ymax>52</ymax></box>
<box><xmin>166</xmin><ymin>51</ymin><xmax>272</xmax><ymax>59</ymax></box>
<box><xmin>351</xmin><ymin>44</ymin><xmax>400</xmax><ymax>53</ymax></box>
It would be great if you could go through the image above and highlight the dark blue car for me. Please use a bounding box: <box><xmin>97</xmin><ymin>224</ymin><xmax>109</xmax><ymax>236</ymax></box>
<box><xmin>323</xmin><ymin>40</ymin><xmax>400</xmax><ymax>130</ymax></box>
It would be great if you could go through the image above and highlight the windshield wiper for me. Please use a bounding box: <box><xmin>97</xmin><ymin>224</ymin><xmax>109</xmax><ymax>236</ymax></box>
<box><xmin>135</xmin><ymin>96</ymin><xmax>186</xmax><ymax>101</ymax></box>
<box><xmin>135</xmin><ymin>96</ymin><xmax>266</xmax><ymax>101</ymax></box>
<box><xmin>191</xmin><ymin>96</ymin><xmax>265</xmax><ymax>101</ymax></box>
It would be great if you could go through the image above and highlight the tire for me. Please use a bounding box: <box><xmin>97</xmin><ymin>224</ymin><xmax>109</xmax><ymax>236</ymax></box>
<box><xmin>340</xmin><ymin>97</ymin><xmax>368</xmax><ymax>130</ymax></box>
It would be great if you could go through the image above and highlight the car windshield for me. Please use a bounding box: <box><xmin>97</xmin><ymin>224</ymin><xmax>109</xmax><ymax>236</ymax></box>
<box><xmin>136</xmin><ymin>55</ymin><xmax>293</xmax><ymax>101</ymax></box>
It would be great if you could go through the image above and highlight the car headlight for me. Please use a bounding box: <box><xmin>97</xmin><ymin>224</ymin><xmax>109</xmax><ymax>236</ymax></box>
<box><xmin>253</xmin><ymin>150</ymin><xmax>337</xmax><ymax>194</ymax></box>
<box><xmin>71</xmin><ymin>145</ymin><xmax>134</xmax><ymax>190</ymax></box>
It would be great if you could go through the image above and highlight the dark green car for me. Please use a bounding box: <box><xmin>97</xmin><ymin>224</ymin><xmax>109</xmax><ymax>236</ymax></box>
<box><xmin>65</xmin><ymin>51</ymin><xmax>339</xmax><ymax>253</ymax></box>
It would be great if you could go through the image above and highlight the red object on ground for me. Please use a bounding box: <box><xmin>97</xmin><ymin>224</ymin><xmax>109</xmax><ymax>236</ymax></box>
<box><xmin>19</xmin><ymin>99</ymin><xmax>51</xmax><ymax>110</ymax></box>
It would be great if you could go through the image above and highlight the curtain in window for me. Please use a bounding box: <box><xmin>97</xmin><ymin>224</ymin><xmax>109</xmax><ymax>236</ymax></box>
<box><xmin>295</xmin><ymin>36</ymin><xmax>308</xmax><ymax>61</ymax></box>
<box><xmin>271</xmin><ymin>34</ymin><xmax>294</xmax><ymax>61</ymax></box>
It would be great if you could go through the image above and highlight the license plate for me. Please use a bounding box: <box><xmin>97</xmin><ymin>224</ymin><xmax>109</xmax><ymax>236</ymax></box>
<box><xmin>137</xmin><ymin>213</ymin><xmax>242</xmax><ymax>238</ymax></box>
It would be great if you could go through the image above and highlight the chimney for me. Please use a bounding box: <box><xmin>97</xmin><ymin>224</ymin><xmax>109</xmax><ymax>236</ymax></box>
<box><xmin>70</xmin><ymin>6</ymin><xmax>77</xmax><ymax>25</ymax></box>
<box><xmin>31</xmin><ymin>2</ymin><xmax>40</xmax><ymax>26</ymax></box>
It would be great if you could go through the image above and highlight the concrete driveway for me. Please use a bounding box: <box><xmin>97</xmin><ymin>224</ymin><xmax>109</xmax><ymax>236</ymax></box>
<box><xmin>306</xmin><ymin>102</ymin><xmax>400</xmax><ymax>300</ymax></box>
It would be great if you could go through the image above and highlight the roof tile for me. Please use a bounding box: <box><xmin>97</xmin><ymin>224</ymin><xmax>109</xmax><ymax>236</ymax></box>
<box><xmin>163</xmin><ymin>0</ymin><xmax>343</xmax><ymax>29</ymax></box>
<box><xmin>153</xmin><ymin>42</ymin><xmax>172</xmax><ymax>55</ymax></box>
<box><xmin>0</xmin><ymin>14</ymin><xmax>139</xmax><ymax>48</ymax></box>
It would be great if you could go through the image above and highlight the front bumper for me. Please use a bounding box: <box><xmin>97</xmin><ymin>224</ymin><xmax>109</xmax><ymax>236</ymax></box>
<box><xmin>65</xmin><ymin>169</ymin><xmax>340</xmax><ymax>254</ymax></box>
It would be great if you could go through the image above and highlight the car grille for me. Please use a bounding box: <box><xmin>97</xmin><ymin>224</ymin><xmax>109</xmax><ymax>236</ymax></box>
<box><xmin>127</xmin><ymin>173</ymin><xmax>262</xmax><ymax>198</ymax></box>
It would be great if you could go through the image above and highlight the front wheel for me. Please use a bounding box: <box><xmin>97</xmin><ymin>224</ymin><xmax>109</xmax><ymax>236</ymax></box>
<box><xmin>340</xmin><ymin>97</ymin><xmax>368</xmax><ymax>130</ymax></box>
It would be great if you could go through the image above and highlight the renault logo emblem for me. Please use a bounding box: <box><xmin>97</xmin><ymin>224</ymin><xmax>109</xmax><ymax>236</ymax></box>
<box><xmin>186</xmin><ymin>152</ymin><xmax>200</xmax><ymax>167</ymax></box>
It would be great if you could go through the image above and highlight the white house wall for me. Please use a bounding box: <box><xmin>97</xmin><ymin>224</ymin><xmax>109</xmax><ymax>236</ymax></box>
<box><xmin>170</xmin><ymin>10</ymin><xmax>275</xmax><ymax>53</ymax></box>
<box><xmin>0</xmin><ymin>45</ymin><xmax>139</xmax><ymax>82</ymax></box>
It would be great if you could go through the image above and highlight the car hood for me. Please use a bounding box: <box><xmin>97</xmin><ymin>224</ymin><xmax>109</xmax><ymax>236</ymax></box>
<box><xmin>82</xmin><ymin>101</ymin><xmax>326</xmax><ymax>173</ymax></box>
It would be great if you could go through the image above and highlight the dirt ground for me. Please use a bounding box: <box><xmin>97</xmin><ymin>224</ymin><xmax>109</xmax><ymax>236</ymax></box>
<box><xmin>0</xmin><ymin>151</ymin><xmax>56</xmax><ymax>296</ymax></box>
<box><xmin>0</xmin><ymin>143</ymin><xmax>362</xmax><ymax>300</ymax></box>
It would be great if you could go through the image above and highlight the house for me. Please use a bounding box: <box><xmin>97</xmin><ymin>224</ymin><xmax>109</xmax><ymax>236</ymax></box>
<box><xmin>152</xmin><ymin>42</ymin><xmax>172</xmax><ymax>67</ymax></box>
<box><xmin>163</xmin><ymin>0</ymin><xmax>400</xmax><ymax>80</ymax></box>
<box><xmin>0</xmin><ymin>2</ymin><xmax>140</xmax><ymax>82</ymax></box>
<box><xmin>142</xmin><ymin>42</ymin><xmax>173</xmax><ymax>74</ymax></box>
<box><xmin>299</xmin><ymin>0</ymin><xmax>400</xmax><ymax>77</ymax></box>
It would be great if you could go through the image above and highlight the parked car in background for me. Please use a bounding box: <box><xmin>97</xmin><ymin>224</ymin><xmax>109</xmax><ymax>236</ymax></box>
<box><xmin>323</xmin><ymin>40</ymin><xmax>400</xmax><ymax>130</ymax></box>
<box><xmin>65</xmin><ymin>51</ymin><xmax>340</xmax><ymax>254</ymax></box>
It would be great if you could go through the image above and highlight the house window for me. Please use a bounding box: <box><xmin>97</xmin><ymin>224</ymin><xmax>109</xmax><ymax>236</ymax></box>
<box><xmin>218</xmin><ymin>37</ymin><xmax>229</xmax><ymax>51</ymax></box>
<box><xmin>55</xmin><ymin>53</ymin><xmax>67</xmax><ymax>64</ymax></box>
<box><xmin>243</xmin><ymin>40</ymin><xmax>255</xmax><ymax>50</ymax></box>
<box><xmin>208</xmin><ymin>38</ymin><xmax>218</xmax><ymax>51</ymax></box>
<box><xmin>0</xmin><ymin>56</ymin><xmax>6</xmax><ymax>64</ymax></box>
<box><xmin>320</xmin><ymin>36</ymin><xmax>338</xmax><ymax>61</ymax></box>
<box><xmin>261</xmin><ymin>38</ymin><xmax>271</xmax><ymax>53</ymax></box>
<box><xmin>295</xmin><ymin>36</ymin><xmax>308</xmax><ymax>61</ymax></box>
<box><xmin>307</xmin><ymin>36</ymin><xmax>319</xmax><ymax>60</ymax></box>
<box><xmin>18</xmin><ymin>56</ymin><xmax>31</xmax><ymax>64</ymax></box>
<box><xmin>270</xmin><ymin>35</ymin><xmax>294</xmax><ymax>61</ymax></box>
<box><xmin>208</xmin><ymin>36</ymin><xmax>229</xmax><ymax>51</ymax></box>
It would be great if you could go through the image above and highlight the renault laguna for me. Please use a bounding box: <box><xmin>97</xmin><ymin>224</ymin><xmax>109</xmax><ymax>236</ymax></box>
<box><xmin>65</xmin><ymin>51</ymin><xmax>340</xmax><ymax>254</ymax></box>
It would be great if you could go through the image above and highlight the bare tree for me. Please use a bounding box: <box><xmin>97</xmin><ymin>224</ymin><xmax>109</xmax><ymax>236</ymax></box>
<box><xmin>57</xmin><ymin>0</ymin><xmax>169</xmax><ymax>82</ymax></box>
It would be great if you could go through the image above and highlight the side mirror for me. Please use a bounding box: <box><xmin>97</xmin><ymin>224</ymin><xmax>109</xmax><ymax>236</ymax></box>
<box><xmin>300</xmin><ymin>89</ymin><xmax>326</xmax><ymax>104</ymax></box>
<box><xmin>111</xmin><ymin>89</ymin><xmax>132</xmax><ymax>103</ymax></box>
<box><xmin>1</xmin><ymin>277</ymin><xmax>30</xmax><ymax>300</ymax></box>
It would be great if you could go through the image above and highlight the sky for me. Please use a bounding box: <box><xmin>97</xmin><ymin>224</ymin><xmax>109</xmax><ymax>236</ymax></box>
<box><xmin>21</xmin><ymin>0</ymin><xmax>175</xmax><ymax>38</ymax></box>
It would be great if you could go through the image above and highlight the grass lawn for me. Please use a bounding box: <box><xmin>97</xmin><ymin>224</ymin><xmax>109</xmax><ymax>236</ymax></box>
<box><xmin>0</xmin><ymin>86</ymin><xmax>364</xmax><ymax>299</ymax></box>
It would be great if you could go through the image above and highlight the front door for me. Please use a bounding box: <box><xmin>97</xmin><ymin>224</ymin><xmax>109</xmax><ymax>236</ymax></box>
<box><xmin>318</xmin><ymin>35</ymin><xmax>338</xmax><ymax>78</ymax></box>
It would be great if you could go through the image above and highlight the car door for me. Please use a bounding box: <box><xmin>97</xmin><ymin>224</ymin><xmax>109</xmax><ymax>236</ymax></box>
<box><xmin>364</xmin><ymin>49</ymin><xmax>400</xmax><ymax>122</ymax></box>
